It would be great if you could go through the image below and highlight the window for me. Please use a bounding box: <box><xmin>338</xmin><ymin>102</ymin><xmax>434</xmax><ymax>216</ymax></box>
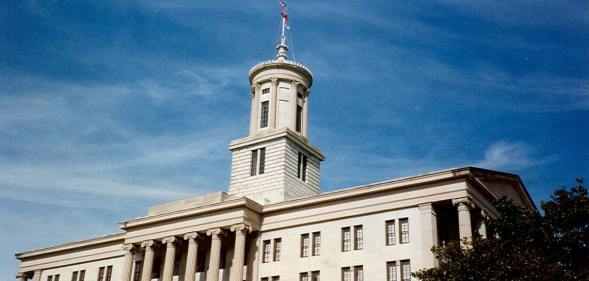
<box><xmin>342</xmin><ymin>267</ymin><xmax>351</xmax><ymax>281</ymax></box>
<box><xmin>262</xmin><ymin>88</ymin><xmax>270</xmax><ymax>95</ymax></box>
<box><xmin>354</xmin><ymin>226</ymin><xmax>363</xmax><ymax>250</ymax></box>
<box><xmin>400</xmin><ymin>218</ymin><xmax>409</xmax><ymax>244</ymax></box>
<box><xmin>387</xmin><ymin>262</ymin><xmax>397</xmax><ymax>281</ymax></box>
<box><xmin>400</xmin><ymin>260</ymin><xmax>411</xmax><ymax>281</ymax></box>
<box><xmin>297</xmin><ymin>152</ymin><xmax>308</xmax><ymax>181</ymax></box>
<box><xmin>220</xmin><ymin>248</ymin><xmax>227</xmax><ymax>269</ymax></box>
<box><xmin>296</xmin><ymin>105</ymin><xmax>303</xmax><ymax>132</ymax></box>
<box><xmin>273</xmin><ymin>238</ymin><xmax>282</xmax><ymax>261</ymax></box>
<box><xmin>133</xmin><ymin>262</ymin><xmax>143</xmax><ymax>281</ymax></box>
<box><xmin>196</xmin><ymin>251</ymin><xmax>206</xmax><ymax>272</ymax></box>
<box><xmin>272</xmin><ymin>276</ymin><xmax>280</xmax><ymax>281</ymax></box>
<box><xmin>301</xmin><ymin>234</ymin><xmax>310</xmax><ymax>257</ymax></box>
<box><xmin>312</xmin><ymin>232</ymin><xmax>321</xmax><ymax>256</ymax></box>
<box><xmin>386</xmin><ymin>220</ymin><xmax>396</xmax><ymax>245</ymax></box>
<box><xmin>311</xmin><ymin>271</ymin><xmax>320</xmax><ymax>281</ymax></box>
<box><xmin>260</xmin><ymin>101</ymin><xmax>269</xmax><ymax>128</ymax></box>
<box><xmin>300</xmin><ymin>272</ymin><xmax>309</xmax><ymax>281</ymax></box>
<box><xmin>105</xmin><ymin>266</ymin><xmax>112</xmax><ymax>281</ymax></box>
<box><xmin>79</xmin><ymin>271</ymin><xmax>85</xmax><ymax>281</ymax></box>
<box><xmin>342</xmin><ymin>227</ymin><xmax>351</xmax><ymax>252</ymax></box>
<box><xmin>250</xmin><ymin>148</ymin><xmax>266</xmax><ymax>176</ymax></box>
<box><xmin>54</xmin><ymin>275</ymin><xmax>60</xmax><ymax>281</ymax></box>
<box><xmin>263</xmin><ymin>240</ymin><xmax>271</xmax><ymax>263</ymax></box>
<box><xmin>262</xmin><ymin>278</ymin><xmax>269</xmax><ymax>281</ymax></box>
<box><xmin>354</xmin><ymin>266</ymin><xmax>364</xmax><ymax>281</ymax></box>
<box><xmin>71</xmin><ymin>271</ymin><xmax>78</xmax><ymax>281</ymax></box>
<box><xmin>48</xmin><ymin>276</ymin><xmax>53</xmax><ymax>281</ymax></box>
<box><xmin>98</xmin><ymin>267</ymin><xmax>105</xmax><ymax>281</ymax></box>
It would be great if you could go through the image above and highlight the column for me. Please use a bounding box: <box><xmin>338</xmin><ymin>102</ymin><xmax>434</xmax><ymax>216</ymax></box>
<box><xmin>121</xmin><ymin>244</ymin><xmax>136</xmax><ymax>281</ymax></box>
<box><xmin>207</xmin><ymin>228</ymin><xmax>224</xmax><ymax>281</ymax></box>
<box><xmin>419</xmin><ymin>203</ymin><xmax>438</xmax><ymax>268</ymax></box>
<box><xmin>183</xmin><ymin>232</ymin><xmax>200</xmax><ymax>281</ymax></box>
<box><xmin>140</xmin><ymin>240</ymin><xmax>156</xmax><ymax>281</ymax></box>
<box><xmin>453</xmin><ymin>198</ymin><xmax>473</xmax><ymax>246</ymax></box>
<box><xmin>230</xmin><ymin>224</ymin><xmax>251</xmax><ymax>281</ymax></box>
<box><xmin>32</xmin><ymin>270</ymin><xmax>41</xmax><ymax>281</ymax></box>
<box><xmin>302</xmin><ymin>90</ymin><xmax>309</xmax><ymax>137</ymax></box>
<box><xmin>16</xmin><ymin>272</ymin><xmax>28</xmax><ymax>281</ymax></box>
<box><xmin>478</xmin><ymin>210</ymin><xmax>488</xmax><ymax>239</ymax></box>
<box><xmin>290</xmin><ymin>80</ymin><xmax>300</xmax><ymax>131</ymax></box>
<box><xmin>161</xmin><ymin>236</ymin><xmax>177</xmax><ymax>281</ymax></box>
<box><xmin>250</xmin><ymin>84</ymin><xmax>261</xmax><ymax>135</ymax></box>
<box><xmin>269</xmin><ymin>78</ymin><xmax>278</xmax><ymax>129</ymax></box>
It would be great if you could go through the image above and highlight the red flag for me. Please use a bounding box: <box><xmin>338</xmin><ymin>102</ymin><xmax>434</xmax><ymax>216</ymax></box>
<box><xmin>281</xmin><ymin>11</ymin><xmax>288</xmax><ymax>21</ymax></box>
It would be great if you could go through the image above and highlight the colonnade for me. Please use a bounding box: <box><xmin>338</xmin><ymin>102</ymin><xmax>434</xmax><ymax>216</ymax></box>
<box><xmin>122</xmin><ymin>223</ymin><xmax>251</xmax><ymax>281</ymax></box>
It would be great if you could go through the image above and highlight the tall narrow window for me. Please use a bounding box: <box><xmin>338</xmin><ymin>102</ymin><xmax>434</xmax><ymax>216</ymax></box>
<box><xmin>400</xmin><ymin>218</ymin><xmax>409</xmax><ymax>244</ymax></box>
<box><xmin>296</xmin><ymin>105</ymin><xmax>303</xmax><ymax>132</ymax></box>
<box><xmin>300</xmin><ymin>272</ymin><xmax>309</xmax><ymax>281</ymax></box>
<box><xmin>79</xmin><ymin>271</ymin><xmax>85</xmax><ymax>281</ymax></box>
<box><xmin>342</xmin><ymin>227</ymin><xmax>351</xmax><ymax>252</ymax></box>
<box><xmin>387</xmin><ymin>262</ymin><xmax>397</xmax><ymax>281</ymax></box>
<box><xmin>312</xmin><ymin>232</ymin><xmax>321</xmax><ymax>256</ymax></box>
<box><xmin>273</xmin><ymin>238</ymin><xmax>282</xmax><ymax>261</ymax></box>
<box><xmin>386</xmin><ymin>220</ymin><xmax>396</xmax><ymax>245</ymax></box>
<box><xmin>297</xmin><ymin>152</ymin><xmax>308</xmax><ymax>181</ymax></box>
<box><xmin>133</xmin><ymin>261</ymin><xmax>143</xmax><ymax>281</ymax></box>
<box><xmin>301</xmin><ymin>234</ymin><xmax>310</xmax><ymax>257</ymax></box>
<box><xmin>97</xmin><ymin>267</ymin><xmax>105</xmax><ymax>281</ymax></box>
<box><xmin>354</xmin><ymin>225</ymin><xmax>363</xmax><ymax>250</ymax></box>
<box><xmin>400</xmin><ymin>260</ymin><xmax>411</xmax><ymax>281</ymax></box>
<box><xmin>250</xmin><ymin>149</ymin><xmax>258</xmax><ymax>176</ymax></box>
<box><xmin>71</xmin><ymin>271</ymin><xmax>78</xmax><ymax>281</ymax></box>
<box><xmin>220</xmin><ymin>248</ymin><xmax>227</xmax><ymax>269</ymax></box>
<box><xmin>54</xmin><ymin>275</ymin><xmax>60</xmax><ymax>281</ymax></box>
<box><xmin>262</xmin><ymin>278</ymin><xmax>269</xmax><ymax>281</ymax></box>
<box><xmin>311</xmin><ymin>271</ymin><xmax>320</xmax><ymax>281</ymax></box>
<box><xmin>354</xmin><ymin>266</ymin><xmax>364</xmax><ymax>281</ymax></box>
<box><xmin>342</xmin><ymin>267</ymin><xmax>351</xmax><ymax>281</ymax></box>
<box><xmin>263</xmin><ymin>240</ymin><xmax>271</xmax><ymax>263</ymax></box>
<box><xmin>48</xmin><ymin>276</ymin><xmax>53</xmax><ymax>281</ymax></box>
<box><xmin>260</xmin><ymin>101</ymin><xmax>269</xmax><ymax>128</ymax></box>
<box><xmin>258</xmin><ymin>148</ymin><xmax>266</xmax><ymax>174</ymax></box>
<box><xmin>105</xmin><ymin>266</ymin><xmax>112</xmax><ymax>281</ymax></box>
<box><xmin>272</xmin><ymin>276</ymin><xmax>280</xmax><ymax>281</ymax></box>
<box><xmin>196</xmin><ymin>251</ymin><xmax>206</xmax><ymax>272</ymax></box>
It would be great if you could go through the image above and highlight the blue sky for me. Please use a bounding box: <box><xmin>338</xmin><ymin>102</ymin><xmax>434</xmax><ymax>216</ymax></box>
<box><xmin>1</xmin><ymin>0</ymin><xmax>588</xmax><ymax>278</ymax></box>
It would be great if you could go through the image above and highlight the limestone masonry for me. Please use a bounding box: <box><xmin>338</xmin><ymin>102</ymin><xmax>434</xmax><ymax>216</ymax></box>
<box><xmin>14</xmin><ymin>10</ymin><xmax>536</xmax><ymax>281</ymax></box>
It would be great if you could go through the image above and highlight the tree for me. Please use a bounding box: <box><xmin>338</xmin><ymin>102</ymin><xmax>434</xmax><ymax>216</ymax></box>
<box><xmin>413</xmin><ymin>179</ymin><xmax>589</xmax><ymax>281</ymax></box>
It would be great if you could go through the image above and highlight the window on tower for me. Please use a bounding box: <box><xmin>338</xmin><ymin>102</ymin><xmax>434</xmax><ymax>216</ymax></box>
<box><xmin>297</xmin><ymin>152</ymin><xmax>308</xmax><ymax>181</ymax></box>
<box><xmin>250</xmin><ymin>148</ymin><xmax>266</xmax><ymax>176</ymax></box>
<box><xmin>296</xmin><ymin>93</ymin><xmax>303</xmax><ymax>132</ymax></box>
<box><xmin>260</xmin><ymin>101</ymin><xmax>269</xmax><ymax>128</ymax></box>
<box><xmin>262</xmin><ymin>88</ymin><xmax>270</xmax><ymax>95</ymax></box>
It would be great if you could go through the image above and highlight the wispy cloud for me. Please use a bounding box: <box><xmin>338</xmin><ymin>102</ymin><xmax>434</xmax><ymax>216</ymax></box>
<box><xmin>475</xmin><ymin>141</ymin><xmax>556</xmax><ymax>170</ymax></box>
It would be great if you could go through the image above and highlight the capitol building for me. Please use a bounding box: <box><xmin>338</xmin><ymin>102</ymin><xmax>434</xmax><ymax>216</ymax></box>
<box><xmin>14</xmin><ymin>11</ymin><xmax>535</xmax><ymax>281</ymax></box>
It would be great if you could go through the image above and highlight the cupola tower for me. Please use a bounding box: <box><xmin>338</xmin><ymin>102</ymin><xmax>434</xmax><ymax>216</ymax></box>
<box><xmin>228</xmin><ymin>3</ymin><xmax>324</xmax><ymax>204</ymax></box>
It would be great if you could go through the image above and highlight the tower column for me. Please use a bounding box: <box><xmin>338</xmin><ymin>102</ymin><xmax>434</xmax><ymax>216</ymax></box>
<box><xmin>250</xmin><ymin>84</ymin><xmax>261</xmax><ymax>134</ymax></box>
<box><xmin>32</xmin><ymin>270</ymin><xmax>41</xmax><ymax>281</ymax></box>
<box><xmin>183</xmin><ymin>232</ymin><xmax>200</xmax><ymax>281</ymax></box>
<box><xmin>269</xmin><ymin>78</ymin><xmax>278</xmax><ymax>129</ymax></box>
<box><xmin>453</xmin><ymin>198</ymin><xmax>474</xmax><ymax>246</ymax></box>
<box><xmin>290</xmin><ymin>81</ymin><xmax>300</xmax><ymax>131</ymax></box>
<box><xmin>207</xmin><ymin>228</ymin><xmax>224</xmax><ymax>281</ymax></box>
<box><xmin>161</xmin><ymin>236</ymin><xmax>177</xmax><ymax>281</ymax></box>
<box><xmin>302</xmin><ymin>90</ymin><xmax>309</xmax><ymax>137</ymax></box>
<box><xmin>477</xmin><ymin>210</ymin><xmax>488</xmax><ymax>239</ymax></box>
<box><xmin>230</xmin><ymin>224</ymin><xmax>251</xmax><ymax>281</ymax></box>
<box><xmin>121</xmin><ymin>244</ymin><xmax>136</xmax><ymax>281</ymax></box>
<box><xmin>140</xmin><ymin>240</ymin><xmax>156</xmax><ymax>281</ymax></box>
<box><xmin>16</xmin><ymin>272</ymin><xmax>28</xmax><ymax>281</ymax></box>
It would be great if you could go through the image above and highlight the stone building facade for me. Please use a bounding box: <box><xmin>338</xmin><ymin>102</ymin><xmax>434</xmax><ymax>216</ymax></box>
<box><xmin>14</xmin><ymin>17</ymin><xmax>535</xmax><ymax>281</ymax></box>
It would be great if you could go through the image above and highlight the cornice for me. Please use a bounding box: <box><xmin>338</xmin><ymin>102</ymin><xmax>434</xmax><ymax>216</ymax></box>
<box><xmin>15</xmin><ymin>233</ymin><xmax>125</xmax><ymax>260</ymax></box>
<box><xmin>249</xmin><ymin>59</ymin><xmax>313</xmax><ymax>87</ymax></box>
<box><xmin>119</xmin><ymin>197</ymin><xmax>263</xmax><ymax>230</ymax></box>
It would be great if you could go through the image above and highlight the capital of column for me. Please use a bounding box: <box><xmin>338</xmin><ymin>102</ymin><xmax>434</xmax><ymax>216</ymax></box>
<box><xmin>291</xmin><ymin>80</ymin><xmax>301</xmax><ymax>87</ymax></box>
<box><xmin>162</xmin><ymin>236</ymin><xmax>177</xmax><ymax>247</ymax></box>
<box><xmin>16</xmin><ymin>272</ymin><xmax>29</xmax><ymax>280</ymax></box>
<box><xmin>230</xmin><ymin>223</ymin><xmax>252</xmax><ymax>233</ymax></box>
<box><xmin>270</xmin><ymin>78</ymin><xmax>278</xmax><ymax>85</ymax></box>
<box><xmin>141</xmin><ymin>240</ymin><xmax>156</xmax><ymax>249</ymax></box>
<box><xmin>452</xmin><ymin>197</ymin><xmax>474</xmax><ymax>210</ymax></box>
<box><xmin>480</xmin><ymin>209</ymin><xmax>489</xmax><ymax>220</ymax></box>
<box><xmin>184</xmin><ymin>232</ymin><xmax>200</xmax><ymax>241</ymax></box>
<box><xmin>122</xmin><ymin>244</ymin><xmax>136</xmax><ymax>253</ymax></box>
<box><xmin>206</xmin><ymin>228</ymin><xmax>224</xmax><ymax>239</ymax></box>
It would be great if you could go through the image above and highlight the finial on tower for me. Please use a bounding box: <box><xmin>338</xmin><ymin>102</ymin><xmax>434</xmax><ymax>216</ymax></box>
<box><xmin>276</xmin><ymin>0</ymin><xmax>289</xmax><ymax>61</ymax></box>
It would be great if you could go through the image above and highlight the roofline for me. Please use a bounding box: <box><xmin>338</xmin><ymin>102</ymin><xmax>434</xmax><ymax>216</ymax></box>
<box><xmin>15</xmin><ymin>233</ymin><xmax>125</xmax><ymax>260</ymax></box>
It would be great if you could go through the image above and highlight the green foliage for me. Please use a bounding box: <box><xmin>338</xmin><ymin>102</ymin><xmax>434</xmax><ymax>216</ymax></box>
<box><xmin>413</xmin><ymin>179</ymin><xmax>589</xmax><ymax>281</ymax></box>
